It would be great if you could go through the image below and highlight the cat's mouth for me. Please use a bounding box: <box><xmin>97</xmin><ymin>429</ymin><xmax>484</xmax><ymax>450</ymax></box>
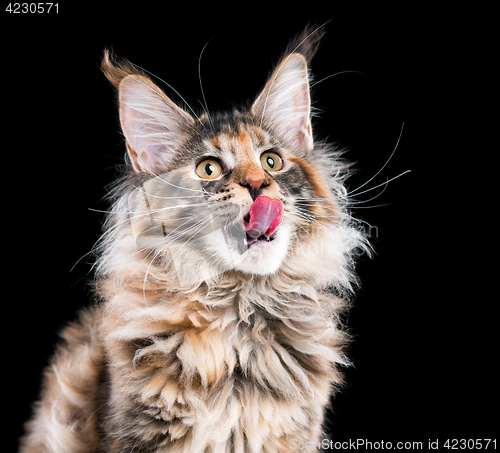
<box><xmin>242</xmin><ymin>196</ymin><xmax>284</xmax><ymax>249</ymax></box>
<box><xmin>243</xmin><ymin>213</ymin><xmax>277</xmax><ymax>247</ymax></box>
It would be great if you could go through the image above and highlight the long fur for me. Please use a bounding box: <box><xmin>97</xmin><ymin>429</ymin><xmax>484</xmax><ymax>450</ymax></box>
<box><xmin>20</xmin><ymin>26</ymin><xmax>370</xmax><ymax>453</ymax></box>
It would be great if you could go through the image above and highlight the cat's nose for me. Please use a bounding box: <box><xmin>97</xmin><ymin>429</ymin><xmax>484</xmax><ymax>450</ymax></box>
<box><xmin>240</xmin><ymin>177</ymin><xmax>269</xmax><ymax>201</ymax></box>
<box><xmin>247</xmin><ymin>177</ymin><xmax>266</xmax><ymax>189</ymax></box>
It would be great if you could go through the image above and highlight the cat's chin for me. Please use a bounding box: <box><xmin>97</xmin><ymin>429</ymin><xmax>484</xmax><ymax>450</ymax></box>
<box><xmin>231</xmin><ymin>240</ymin><xmax>286</xmax><ymax>275</ymax></box>
<box><xmin>215</xmin><ymin>223</ymin><xmax>291</xmax><ymax>276</ymax></box>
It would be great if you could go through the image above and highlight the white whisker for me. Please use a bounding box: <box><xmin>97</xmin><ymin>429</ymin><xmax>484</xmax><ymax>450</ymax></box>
<box><xmin>348</xmin><ymin>178</ymin><xmax>390</xmax><ymax>205</ymax></box>
<box><xmin>349</xmin><ymin>170</ymin><xmax>411</xmax><ymax>199</ymax></box>
<box><xmin>350</xmin><ymin>122</ymin><xmax>405</xmax><ymax>196</ymax></box>
<box><xmin>310</xmin><ymin>70</ymin><xmax>366</xmax><ymax>88</ymax></box>
<box><xmin>198</xmin><ymin>38</ymin><xmax>214</xmax><ymax>130</ymax></box>
<box><xmin>349</xmin><ymin>203</ymin><xmax>392</xmax><ymax>209</ymax></box>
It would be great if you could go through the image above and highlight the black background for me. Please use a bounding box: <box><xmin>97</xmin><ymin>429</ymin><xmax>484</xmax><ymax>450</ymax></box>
<box><xmin>5</xmin><ymin>4</ymin><xmax>496</xmax><ymax>451</ymax></box>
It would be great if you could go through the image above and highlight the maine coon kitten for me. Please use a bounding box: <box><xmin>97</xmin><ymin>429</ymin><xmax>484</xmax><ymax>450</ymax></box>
<box><xmin>20</xmin><ymin>28</ymin><xmax>369</xmax><ymax>453</ymax></box>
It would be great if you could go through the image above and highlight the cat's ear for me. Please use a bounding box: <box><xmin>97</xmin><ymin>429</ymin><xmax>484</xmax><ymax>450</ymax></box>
<box><xmin>118</xmin><ymin>75</ymin><xmax>195</xmax><ymax>173</ymax></box>
<box><xmin>251</xmin><ymin>53</ymin><xmax>313</xmax><ymax>153</ymax></box>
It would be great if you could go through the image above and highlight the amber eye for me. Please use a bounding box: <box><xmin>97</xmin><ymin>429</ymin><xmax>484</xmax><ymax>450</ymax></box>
<box><xmin>260</xmin><ymin>151</ymin><xmax>283</xmax><ymax>172</ymax></box>
<box><xmin>196</xmin><ymin>158</ymin><xmax>223</xmax><ymax>179</ymax></box>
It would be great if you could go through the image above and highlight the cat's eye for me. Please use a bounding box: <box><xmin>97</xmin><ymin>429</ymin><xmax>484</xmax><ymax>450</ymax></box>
<box><xmin>260</xmin><ymin>151</ymin><xmax>283</xmax><ymax>172</ymax></box>
<box><xmin>196</xmin><ymin>158</ymin><xmax>223</xmax><ymax>179</ymax></box>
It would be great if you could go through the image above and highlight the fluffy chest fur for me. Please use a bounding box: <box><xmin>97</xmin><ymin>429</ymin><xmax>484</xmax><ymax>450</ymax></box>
<box><xmin>99</xmin><ymin>277</ymin><xmax>347</xmax><ymax>453</ymax></box>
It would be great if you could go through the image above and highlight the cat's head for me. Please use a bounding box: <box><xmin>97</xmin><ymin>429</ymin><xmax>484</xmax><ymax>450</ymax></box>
<box><xmin>101</xmin><ymin>31</ymin><xmax>362</xmax><ymax>287</ymax></box>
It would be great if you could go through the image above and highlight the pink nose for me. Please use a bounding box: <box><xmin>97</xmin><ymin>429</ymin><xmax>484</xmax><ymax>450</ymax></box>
<box><xmin>246</xmin><ymin>177</ymin><xmax>266</xmax><ymax>189</ymax></box>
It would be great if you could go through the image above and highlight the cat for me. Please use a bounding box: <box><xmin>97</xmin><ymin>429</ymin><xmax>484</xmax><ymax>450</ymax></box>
<box><xmin>19</xmin><ymin>26</ymin><xmax>369</xmax><ymax>453</ymax></box>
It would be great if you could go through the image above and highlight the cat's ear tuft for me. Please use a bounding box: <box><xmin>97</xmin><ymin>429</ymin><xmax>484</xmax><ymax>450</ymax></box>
<box><xmin>252</xmin><ymin>53</ymin><xmax>313</xmax><ymax>153</ymax></box>
<box><xmin>101</xmin><ymin>48</ymin><xmax>140</xmax><ymax>90</ymax></box>
<box><xmin>117</xmin><ymin>75</ymin><xmax>195</xmax><ymax>173</ymax></box>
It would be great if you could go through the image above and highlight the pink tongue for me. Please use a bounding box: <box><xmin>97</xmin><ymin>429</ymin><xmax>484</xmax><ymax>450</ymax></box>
<box><xmin>244</xmin><ymin>196</ymin><xmax>284</xmax><ymax>238</ymax></box>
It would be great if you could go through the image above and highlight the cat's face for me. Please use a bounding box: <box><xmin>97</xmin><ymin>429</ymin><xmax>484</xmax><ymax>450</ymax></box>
<box><xmin>112</xmin><ymin>52</ymin><xmax>338</xmax><ymax>284</ymax></box>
